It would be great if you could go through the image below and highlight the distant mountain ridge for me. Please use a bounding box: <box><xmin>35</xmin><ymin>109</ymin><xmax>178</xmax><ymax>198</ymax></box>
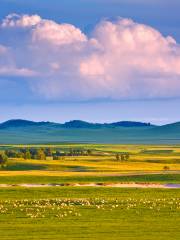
<box><xmin>63</xmin><ymin>120</ymin><xmax>154</xmax><ymax>128</ymax></box>
<box><xmin>0</xmin><ymin>119</ymin><xmax>180</xmax><ymax>144</ymax></box>
<box><xmin>0</xmin><ymin>119</ymin><xmax>54</xmax><ymax>129</ymax></box>
<box><xmin>0</xmin><ymin>119</ymin><xmax>154</xmax><ymax>129</ymax></box>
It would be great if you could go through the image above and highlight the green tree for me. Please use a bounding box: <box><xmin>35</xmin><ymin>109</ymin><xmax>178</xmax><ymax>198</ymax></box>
<box><xmin>116</xmin><ymin>154</ymin><xmax>120</xmax><ymax>161</ymax></box>
<box><xmin>120</xmin><ymin>154</ymin><xmax>125</xmax><ymax>161</ymax></box>
<box><xmin>29</xmin><ymin>148</ymin><xmax>37</xmax><ymax>159</ymax></box>
<box><xmin>0</xmin><ymin>153</ymin><xmax>8</xmax><ymax>168</ymax></box>
<box><xmin>36</xmin><ymin>149</ymin><xmax>46</xmax><ymax>160</ymax></box>
<box><xmin>120</xmin><ymin>153</ymin><xmax>130</xmax><ymax>161</ymax></box>
<box><xmin>24</xmin><ymin>150</ymin><xmax>32</xmax><ymax>160</ymax></box>
<box><xmin>16</xmin><ymin>152</ymin><xmax>25</xmax><ymax>159</ymax></box>
<box><xmin>45</xmin><ymin>148</ymin><xmax>53</xmax><ymax>157</ymax></box>
<box><xmin>55</xmin><ymin>150</ymin><xmax>61</xmax><ymax>156</ymax></box>
<box><xmin>5</xmin><ymin>150</ymin><xmax>16</xmax><ymax>158</ymax></box>
<box><xmin>124</xmin><ymin>154</ymin><xmax>130</xmax><ymax>161</ymax></box>
<box><xmin>53</xmin><ymin>155</ymin><xmax>58</xmax><ymax>160</ymax></box>
<box><xmin>69</xmin><ymin>149</ymin><xmax>74</xmax><ymax>156</ymax></box>
<box><xmin>87</xmin><ymin>149</ymin><xmax>92</xmax><ymax>155</ymax></box>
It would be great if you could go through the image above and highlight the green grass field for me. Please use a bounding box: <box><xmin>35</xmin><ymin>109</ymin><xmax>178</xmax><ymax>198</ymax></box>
<box><xmin>0</xmin><ymin>174</ymin><xmax>180</xmax><ymax>185</ymax></box>
<box><xmin>0</xmin><ymin>144</ymin><xmax>180</xmax><ymax>239</ymax></box>
<box><xmin>0</xmin><ymin>187</ymin><xmax>179</xmax><ymax>240</ymax></box>
<box><xmin>0</xmin><ymin>144</ymin><xmax>180</xmax><ymax>184</ymax></box>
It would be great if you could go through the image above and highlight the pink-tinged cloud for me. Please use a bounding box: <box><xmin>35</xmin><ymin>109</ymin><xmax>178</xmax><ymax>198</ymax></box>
<box><xmin>1</xmin><ymin>14</ymin><xmax>41</xmax><ymax>28</ymax></box>
<box><xmin>0</xmin><ymin>14</ymin><xmax>180</xmax><ymax>100</ymax></box>
<box><xmin>0</xmin><ymin>67</ymin><xmax>37</xmax><ymax>77</ymax></box>
<box><xmin>32</xmin><ymin>20</ymin><xmax>87</xmax><ymax>46</ymax></box>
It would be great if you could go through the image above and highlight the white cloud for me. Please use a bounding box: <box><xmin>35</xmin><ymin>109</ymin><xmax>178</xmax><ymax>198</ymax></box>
<box><xmin>1</xmin><ymin>13</ymin><xmax>41</xmax><ymax>28</ymax></box>
<box><xmin>80</xmin><ymin>18</ymin><xmax>180</xmax><ymax>99</ymax></box>
<box><xmin>0</xmin><ymin>14</ymin><xmax>180</xmax><ymax>101</ymax></box>
<box><xmin>32</xmin><ymin>20</ymin><xmax>87</xmax><ymax>46</ymax></box>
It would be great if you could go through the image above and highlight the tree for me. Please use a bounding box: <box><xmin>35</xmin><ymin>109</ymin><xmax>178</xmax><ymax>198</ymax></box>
<box><xmin>53</xmin><ymin>155</ymin><xmax>59</xmax><ymax>160</ymax></box>
<box><xmin>120</xmin><ymin>153</ymin><xmax>130</xmax><ymax>161</ymax></box>
<box><xmin>16</xmin><ymin>152</ymin><xmax>25</xmax><ymax>159</ymax></box>
<box><xmin>116</xmin><ymin>154</ymin><xmax>120</xmax><ymax>161</ymax></box>
<box><xmin>45</xmin><ymin>148</ymin><xmax>53</xmax><ymax>157</ymax></box>
<box><xmin>163</xmin><ymin>166</ymin><xmax>170</xmax><ymax>171</ymax></box>
<box><xmin>120</xmin><ymin>154</ymin><xmax>125</xmax><ymax>161</ymax></box>
<box><xmin>0</xmin><ymin>153</ymin><xmax>8</xmax><ymax>168</ymax></box>
<box><xmin>36</xmin><ymin>149</ymin><xmax>46</xmax><ymax>160</ymax></box>
<box><xmin>24</xmin><ymin>150</ymin><xmax>32</xmax><ymax>160</ymax></box>
<box><xmin>5</xmin><ymin>150</ymin><xmax>16</xmax><ymax>158</ymax></box>
<box><xmin>55</xmin><ymin>150</ymin><xmax>61</xmax><ymax>156</ymax></box>
<box><xmin>87</xmin><ymin>149</ymin><xmax>92</xmax><ymax>155</ymax></box>
<box><xmin>69</xmin><ymin>149</ymin><xmax>74</xmax><ymax>156</ymax></box>
<box><xmin>124</xmin><ymin>154</ymin><xmax>130</xmax><ymax>161</ymax></box>
<box><xmin>29</xmin><ymin>148</ymin><xmax>38</xmax><ymax>159</ymax></box>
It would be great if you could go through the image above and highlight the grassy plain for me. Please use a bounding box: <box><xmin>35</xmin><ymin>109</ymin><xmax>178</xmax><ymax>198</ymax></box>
<box><xmin>0</xmin><ymin>144</ymin><xmax>180</xmax><ymax>184</ymax></box>
<box><xmin>0</xmin><ymin>144</ymin><xmax>180</xmax><ymax>239</ymax></box>
<box><xmin>0</xmin><ymin>187</ymin><xmax>179</xmax><ymax>240</ymax></box>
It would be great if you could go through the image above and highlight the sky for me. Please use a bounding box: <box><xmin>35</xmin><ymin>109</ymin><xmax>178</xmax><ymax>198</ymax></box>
<box><xmin>0</xmin><ymin>0</ymin><xmax>180</xmax><ymax>124</ymax></box>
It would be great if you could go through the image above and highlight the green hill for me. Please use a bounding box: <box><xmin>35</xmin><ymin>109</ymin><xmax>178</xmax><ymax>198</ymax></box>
<box><xmin>0</xmin><ymin>119</ymin><xmax>179</xmax><ymax>144</ymax></box>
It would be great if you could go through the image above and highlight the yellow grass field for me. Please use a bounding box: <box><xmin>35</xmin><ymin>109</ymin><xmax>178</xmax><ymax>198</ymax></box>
<box><xmin>0</xmin><ymin>144</ymin><xmax>180</xmax><ymax>179</ymax></box>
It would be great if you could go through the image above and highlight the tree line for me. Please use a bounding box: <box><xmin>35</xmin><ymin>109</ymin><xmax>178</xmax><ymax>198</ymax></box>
<box><xmin>115</xmin><ymin>153</ymin><xmax>130</xmax><ymax>161</ymax></box>
<box><xmin>0</xmin><ymin>148</ymin><xmax>131</xmax><ymax>168</ymax></box>
<box><xmin>3</xmin><ymin>148</ymin><xmax>93</xmax><ymax>160</ymax></box>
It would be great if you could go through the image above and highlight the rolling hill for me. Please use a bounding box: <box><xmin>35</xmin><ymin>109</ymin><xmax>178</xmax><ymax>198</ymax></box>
<box><xmin>0</xmin><ymin>119</ymin><xmax>179</xmax><ymax>144</ymax></box>
<box><xmin>0</xmin><ymin>119</ymin><xmax>53</xmax><ymax>129</ymax></box>
<box><xmin>0</xmin><ymin>119</ymin><xmax>153</xmax><ymax>129</ymax></box>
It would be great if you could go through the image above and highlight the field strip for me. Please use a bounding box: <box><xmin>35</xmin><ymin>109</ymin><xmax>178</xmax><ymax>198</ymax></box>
<box><xmin>0</xmin><ymin>183</ymin><xmax>180</xmax><ymax>188</ymax></box>
<box><xmin>0</xmin><ymin>170</ymin><xmax>179</xmax><ymax>177</ymax></box>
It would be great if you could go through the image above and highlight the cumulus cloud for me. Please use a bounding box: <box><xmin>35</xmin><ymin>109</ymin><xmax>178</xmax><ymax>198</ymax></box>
<box><xmin>32</xmin><ymin>20</ymin><xmax>87</xmax><ymax>46</ymax></box>
<box><xmin>1</xmin><ymin>13</ymin><xmax>41</xmax><ymax>28</ymax></box>
<box><xmin>0</xmin><ymin>14</ymin><xmax>180</xmax><ymax>101</ymax></box>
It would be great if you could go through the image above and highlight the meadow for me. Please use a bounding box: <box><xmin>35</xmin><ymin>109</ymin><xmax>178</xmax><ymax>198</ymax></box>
<box><xmin>0</xmin><ymin>144</ymin><xmax>180</xmax><ymax>239</ymax></box>
<box><xmin>0</xmin><ymin>187</ymin><xmax>179</xmax><ymax>240</ymax></box>
<box><xmin>0</xmin><ymin>144</ymin><xmax>180</xmax><ymax>184</ymax></box>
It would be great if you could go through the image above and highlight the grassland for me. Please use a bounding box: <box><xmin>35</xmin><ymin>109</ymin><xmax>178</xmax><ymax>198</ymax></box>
<box><xmin>0</xmin><ymin>144</ymin><xmax>180</xmax><ymax>239</ymax></box>
<box><xmin>0</xmin><ymin>174</ymin><xmax>180</xmax><ymax>185</ymax></box>
<box><xmin>0</xmin><ymin>187</ymin><xmax>179</xmax><ymax>240</ymax></box>
<box><xmin>0</xmin><ymin>144</ymin><xmax>180</xmax><ymax>184</ymax></box>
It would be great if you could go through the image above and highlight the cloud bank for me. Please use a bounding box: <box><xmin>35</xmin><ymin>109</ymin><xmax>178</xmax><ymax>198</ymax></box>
<box><xmin>0</xmin><ymin>14</ymin><xmax>180</xmax><ymax>101</ymax></box>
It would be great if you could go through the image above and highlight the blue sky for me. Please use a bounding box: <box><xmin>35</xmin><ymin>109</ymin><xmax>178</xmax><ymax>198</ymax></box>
<box><xmin>0</xmin><ymin>0</ymin><xmax>180</xmax><ymax>124</ymax></box>
<box><xmin>1</xmin><ymin>0</ymin><xmax>180</xmax><ymax>40</ymax></box>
